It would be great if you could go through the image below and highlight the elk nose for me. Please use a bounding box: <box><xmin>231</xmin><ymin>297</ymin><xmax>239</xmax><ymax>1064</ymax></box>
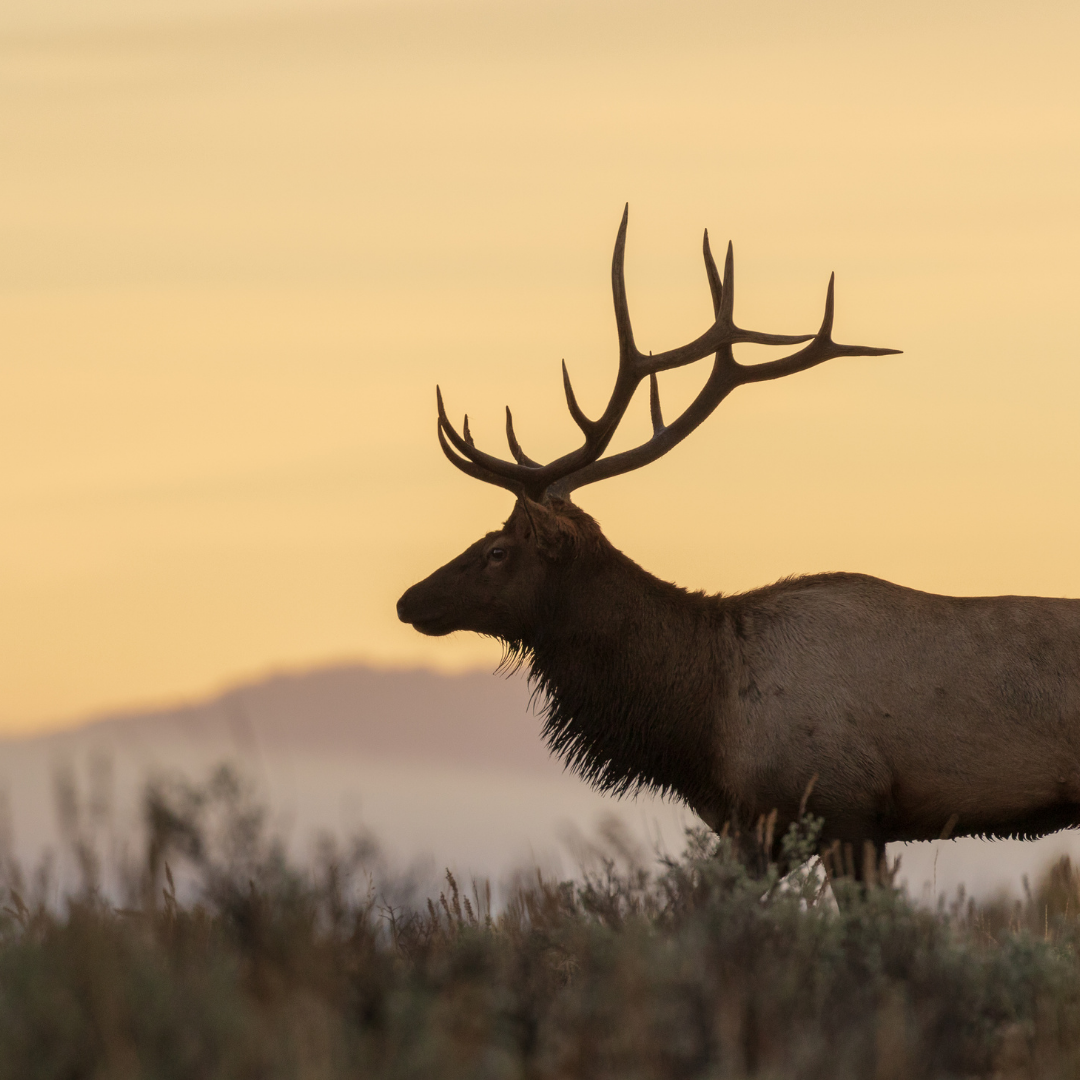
<box><xmin>396</xmin><ymin>585</ymin><xmax>419</xmax><ymax>624</ymax></box>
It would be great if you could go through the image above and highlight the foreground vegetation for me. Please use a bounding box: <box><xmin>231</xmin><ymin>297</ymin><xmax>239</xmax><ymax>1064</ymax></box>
<box><xmin>4</xmin><ymin>771</ymin><xmax>1080</xmax><ymax>1077</ymax></box>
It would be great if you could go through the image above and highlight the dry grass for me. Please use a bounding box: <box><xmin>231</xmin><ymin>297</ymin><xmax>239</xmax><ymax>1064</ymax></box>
<box><xmin>3</xmin><ymin>767</ymin><xmax>1080</xmax><ymax>1078</ymax></box>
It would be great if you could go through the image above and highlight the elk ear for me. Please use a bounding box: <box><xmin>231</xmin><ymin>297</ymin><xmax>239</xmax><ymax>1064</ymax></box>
<box><xmin>513</xmin><ymin>498</ymin><xmax>577</xmax><ymax>559</ymax></box>
<box><xmin>509</xmin><ymin>497</ymin><xmax>539</xmax><ymax>542</ymax></box>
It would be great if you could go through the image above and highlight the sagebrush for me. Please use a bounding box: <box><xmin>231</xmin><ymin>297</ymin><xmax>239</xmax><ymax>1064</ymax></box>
<box><xmin>3</xmin><ymin>766</ymin><xmax>1080</xmax><ymax>1078</ymax></box>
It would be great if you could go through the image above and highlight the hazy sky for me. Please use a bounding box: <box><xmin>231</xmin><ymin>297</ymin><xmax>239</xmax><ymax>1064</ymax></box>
<box><xmin>3</xmin><ymin>0</ymin><xmax>1079</xmax><ymax>733</ymax></box>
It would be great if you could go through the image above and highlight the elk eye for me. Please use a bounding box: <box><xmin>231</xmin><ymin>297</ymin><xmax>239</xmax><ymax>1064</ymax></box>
<box><xmin>488</xmin><ymin>547</ymin><xmax>507</xmax><ymax>563</ymax></box>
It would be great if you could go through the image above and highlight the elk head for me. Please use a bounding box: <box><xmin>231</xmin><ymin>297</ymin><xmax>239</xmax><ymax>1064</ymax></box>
<box><xmin>397</xmin><ymin>206</ymin><xmax>899</xmax><ymax>645</ymax></box>
<box><xmin>397</xmin><ymin>496</ymin><xmax>600</xmax><ymax>642</ymax></box>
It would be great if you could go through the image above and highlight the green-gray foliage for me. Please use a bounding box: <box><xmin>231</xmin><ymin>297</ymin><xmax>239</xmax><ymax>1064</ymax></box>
<box><xmin>3</xmin><ymin>768</ymin><xmax>1080</xmax><ymax>1078</ymax></box>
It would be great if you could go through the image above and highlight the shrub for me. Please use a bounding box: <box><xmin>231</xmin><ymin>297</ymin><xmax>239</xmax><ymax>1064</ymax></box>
<box><xmin>2</xmin><ymin>768</ymin><xmax>1080</xmax><ymax>1078</ymax></box>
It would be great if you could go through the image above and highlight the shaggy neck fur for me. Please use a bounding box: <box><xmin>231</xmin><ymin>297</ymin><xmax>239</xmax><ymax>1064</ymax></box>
<box><xmin>512</xmin><ymin>514</ymin><xmax>730</xmax><ymax>807</ymax></box>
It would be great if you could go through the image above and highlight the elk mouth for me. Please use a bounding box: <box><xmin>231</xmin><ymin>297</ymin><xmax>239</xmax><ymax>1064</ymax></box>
<box><xmin>406</xmin><ymin>615</ymin><xmax>454</xmax><ymax>637</ymax></box>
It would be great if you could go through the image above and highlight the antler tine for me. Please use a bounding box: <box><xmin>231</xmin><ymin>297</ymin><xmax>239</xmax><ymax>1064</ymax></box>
<box><xmin>505</xmin><ymin>406</ymin><xmax>542</xmax><ymax>467</ymax></box>
<box><xmin>703</xmin><ymin>230</ymin><xmax>722</xmax><ymax>318</ymax></box>
<box><xmin>733</xmin><ymin>274</ymin><xmax>902</xmax><ymax>386</ymax></box>
<box><xmin>821</xmin><ymin>271</ymin><xmax>835</xmax><ymax>339</ymax></box>
<box><xmin>437</xmin><ymin>420</ymin><xmax>520</xmax><ymax>492</ymax></box>
<box><xmin>436</xmin><ymin>387</ymin><xmax>491</xmax><ymax>465</ymax></box>
<box><xmin>720</xmin><ymin>240</ymin><xmax>734</xmax><ymax>324</ymax></box>
<box><xmin>561</xmin><ymin>360</ymin><xmax>596</xmax><ymax>436</ymax></box>
<box><xmin>611</xmin><ymin>204</ymin><xmax>636</xmax><ymax>366</ymax></box>
<box><xmin>649</xmin><ymin>373</ymin><xmax>665</xmax><ymax>435</ymax></box>
<box><xmin>639</xmin><ymin>238</ymin><xmax>811</xmax><ymax>376</ymax></box>
<box><xmin>436</xmin><ymin>386</ymin><xmax>537</xmax><ymax>494</ymax></box>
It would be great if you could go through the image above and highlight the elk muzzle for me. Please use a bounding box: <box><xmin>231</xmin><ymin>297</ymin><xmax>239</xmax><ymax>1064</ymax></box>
<box><xmin>396</xmin><ymin>577</ymin><xmax>457</xmax><ymax>636</ymax></box>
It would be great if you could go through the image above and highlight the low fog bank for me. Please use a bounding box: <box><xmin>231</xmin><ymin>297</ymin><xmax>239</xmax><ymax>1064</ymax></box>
<box><xmin>0</xmin><ymin>663</ymin><xmax>1075</xmax><ymax>902</ymax></box>
<box><xmin>0</xmin><ymin>665</ymin><xmax>696</xmax><ymax>898</ymax></box>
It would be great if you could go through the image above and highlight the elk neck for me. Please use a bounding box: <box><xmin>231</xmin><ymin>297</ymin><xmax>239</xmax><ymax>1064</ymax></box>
<box><xmin>518</xmin><ymin>538</ymin><xmax>731</xmax><ymax>808</ymax></box>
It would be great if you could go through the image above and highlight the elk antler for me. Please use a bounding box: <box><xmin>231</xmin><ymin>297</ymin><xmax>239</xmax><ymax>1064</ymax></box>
<box><xmin>436</xmin><ymin>206</ymin><xmax>900</xmax><ymax>501</ymax></box>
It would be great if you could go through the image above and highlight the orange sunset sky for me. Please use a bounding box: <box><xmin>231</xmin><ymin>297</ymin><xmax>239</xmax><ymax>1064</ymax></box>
<box><xmin>2</xmin><ymin>0</ymin><xmax>1078</xmax><ymax>734</ymax></box>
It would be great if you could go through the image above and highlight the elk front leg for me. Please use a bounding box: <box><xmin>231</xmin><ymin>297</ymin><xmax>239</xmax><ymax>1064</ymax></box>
<box><xmin>820</xmin><ymin>837</ymin><xmax>889</xmax><ymax>895</ymax></box>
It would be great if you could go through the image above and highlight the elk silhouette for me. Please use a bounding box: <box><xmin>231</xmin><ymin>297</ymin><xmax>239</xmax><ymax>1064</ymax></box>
<box><xmin>398</xmin><ymin>206</ymin><xmax>1080</xmax><ymax>881</ymax></box>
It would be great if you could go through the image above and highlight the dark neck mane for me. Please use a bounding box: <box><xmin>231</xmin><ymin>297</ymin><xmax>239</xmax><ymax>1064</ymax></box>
<box><xmin>514</xmin><ymin>539</ymin><xmax>729</xmax><ymax>806</ymax></box>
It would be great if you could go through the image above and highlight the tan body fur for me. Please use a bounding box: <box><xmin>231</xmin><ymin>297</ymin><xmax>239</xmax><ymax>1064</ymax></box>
<box><xmin>714</xmin><ymin>572</ymin><xmax>1080</xmax><ymax>845</ymax></box>
<box><xmin>399</xmin><ymin>500</ymin><xmax>1080</xmax><ymax>874</ymax></box>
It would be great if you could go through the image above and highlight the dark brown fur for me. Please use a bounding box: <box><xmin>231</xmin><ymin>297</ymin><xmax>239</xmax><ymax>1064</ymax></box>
<box><xmin>398</xmin><ymin>498</ymin><xmax>1080</xmax><ymax>875</ymax></box>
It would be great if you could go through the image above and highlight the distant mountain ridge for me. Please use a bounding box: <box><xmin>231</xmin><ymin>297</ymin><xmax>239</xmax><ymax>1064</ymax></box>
<box><xmin>2</xmin><ymin>664</ymin><xmax>550</xmax><ymax>775</ymax></box>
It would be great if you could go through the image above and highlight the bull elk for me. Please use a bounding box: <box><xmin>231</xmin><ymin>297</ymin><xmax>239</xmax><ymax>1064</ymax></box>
<box><xmin>397</xmin><ymin>206</ymin><xmax>1080</xmax><ymax>881</ymax></box>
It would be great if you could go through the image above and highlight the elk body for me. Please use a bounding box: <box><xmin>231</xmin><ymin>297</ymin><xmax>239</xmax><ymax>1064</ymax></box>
<box><xmin>397</xmin><ymin>208</ymin><xmax>1080</xmax><ymax>878</ymax></box>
